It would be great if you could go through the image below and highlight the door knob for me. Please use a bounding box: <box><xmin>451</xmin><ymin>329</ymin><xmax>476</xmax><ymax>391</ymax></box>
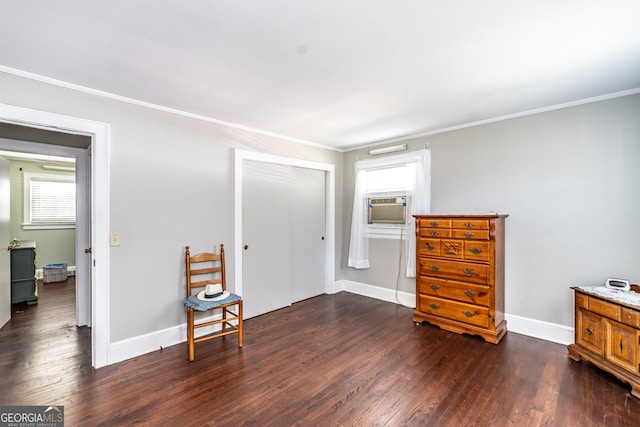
<box><xmin>85</xmin><ymin>247</ymin><xmax>92</xmax><ymax>254</ymax></box>
<box><xmin>244</xmin><ymin>245</ymin><xmax>249</xmax><ymax>250</ymax></box>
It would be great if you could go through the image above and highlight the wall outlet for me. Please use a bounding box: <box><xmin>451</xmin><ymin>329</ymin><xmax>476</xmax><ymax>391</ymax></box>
<box><xmin>110</xmin><ymin>232</ymin><xmax>121</xmax><ymax>246</ymax></box>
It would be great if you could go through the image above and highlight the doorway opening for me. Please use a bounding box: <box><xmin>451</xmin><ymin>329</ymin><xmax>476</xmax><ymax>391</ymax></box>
<box><xmin>2</xmin><ymin>150</ymin><xmax>78</xmax><ymax>315</ymax></box>
<box><xmin>0</xmin><ymin>104</ymin><xmax>110</xmax><ymax>368</ymax></box>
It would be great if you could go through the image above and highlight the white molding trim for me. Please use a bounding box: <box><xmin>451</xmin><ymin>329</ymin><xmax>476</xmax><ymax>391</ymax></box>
<box><xmin>333</xmin><ymin>279</ymin><xmax>415</xmax><ymax>309</ymax></box>
<box><xmin>504</xmin><ymin>313</ymin><xmax>573</xmax><ymax>346</ymax></box>
<box><xmin>335</xmin><ymin>279</ymin><xmax>574</xmax><ymax>346</ymax></box>
<box><xmin>352</xmin><ymin>87</ymin><xmax>640</xmax><ymax>151</ymax></box>
<box><xmin>0</xmin><ymin>103</ymin><xmax>111</xmax><ymax>368</ymax></box>
<box><xmin>233</xmin><ymin>149</ymin><xmax>336</xmax><ymax>298</ymax></box>
<box><xmin>0</xmin><ymin>66</ymin><xmax>338</xmax><ymax>153</ymax></box>
<box><xmin>109</xmin><ymin>314</ymin><xmax>225</xmax><ymax>365</ymax></box>
<box><xmin>6</xmin><ymin>67</ymin><xmax>637</xmax><ymax>155</ymax></box>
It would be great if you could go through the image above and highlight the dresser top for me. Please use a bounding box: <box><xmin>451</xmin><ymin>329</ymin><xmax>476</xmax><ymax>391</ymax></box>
<box><xmin>413</xmin><ymin>213</ymin><xmax>509</xmax><ymax>219</ymax></box>
<box><xmin>11</xmin><ymin>240</ymin><xmax>36</xmax><ymax>250</ymax></box>
<box><xmin>574</xmin><ymin>286</ymin><xmax>640</xmax><ymax>309</ymax></box>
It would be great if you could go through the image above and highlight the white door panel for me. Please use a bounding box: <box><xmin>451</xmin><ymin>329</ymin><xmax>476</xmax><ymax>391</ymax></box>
<box><xmin>242</xmin><ymin>161</ymin><xmax>292</xmax><ymax>319</ymax></box>
<box><xmin>291</xmin><ymin>167</ymin><xmax>326</xmax><ymax>302</ymax></box>
<box><xmin>0</xmin><ymin>156</ymin><xmax>11</xmax><ymax>329</ymax></box>
<box><xmin>76</xmin><ymin>148</ymin><xmax>91</xmax><ymax>326</ymax></box>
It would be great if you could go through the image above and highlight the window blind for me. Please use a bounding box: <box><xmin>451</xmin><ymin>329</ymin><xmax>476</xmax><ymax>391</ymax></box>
<box><xmin>30</xmin><ymin>178</ymin><xmax>76</xmax><ymax>223</ymax></box>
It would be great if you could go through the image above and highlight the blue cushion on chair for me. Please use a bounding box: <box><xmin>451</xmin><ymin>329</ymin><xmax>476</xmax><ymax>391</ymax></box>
<box><xmin>183</xmin><ymin>293</ymin><xmax>242</xmax><ymax>312</ymax></box>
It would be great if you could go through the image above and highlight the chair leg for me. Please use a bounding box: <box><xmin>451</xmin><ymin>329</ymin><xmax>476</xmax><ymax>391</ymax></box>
<box><xmin>222</xmin><ymin>307</ymin><xmax>227</xmax><ymax>334</ymax></box>
<box><xmin>187</xmin><ymin>308</ymin><xmax>195</xmax><ymax>362</ymax></box>
<box><xmin>238</xmin><ymin>300</ymin><xmax>243</xmax><ymax>348</ymax></box>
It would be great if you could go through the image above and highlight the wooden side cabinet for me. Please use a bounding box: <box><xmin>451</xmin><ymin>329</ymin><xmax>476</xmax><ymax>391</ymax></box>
<box><xmin>413</xmin><ymin>213</ymin><xmax>508</xmax><ymax>344</ymax></box>
<box><xmin>568</xmin><ymin>286</ymin><xmax>640</xmax><ymax>398</ymax></box>
<box><xmin>10</xmin><ymin>240</ymin><xmax>38</xmax><ymax>305</ymax></box>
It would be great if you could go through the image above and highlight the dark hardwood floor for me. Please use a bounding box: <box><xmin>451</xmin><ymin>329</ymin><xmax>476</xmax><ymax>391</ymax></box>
<box><xmin>2</xmin><ymin>278</ymin><xmax>640</xmax><ymax>426</ymax></box>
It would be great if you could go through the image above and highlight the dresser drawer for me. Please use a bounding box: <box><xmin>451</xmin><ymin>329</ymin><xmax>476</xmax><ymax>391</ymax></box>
<box><xmin>576</xmin><ymin>308</ymin><xmax>605</xmax><ymax>356</ymax></box>
<box><xmin>420</xmin><ymin>295</ymin><xmax>489</xmax><ymax>328</ymax></box>
<box><xmin>575</xmin><ymin>293</ymin><xmax>588</xmax><ymax>309</ymax></box>
<box><xmin>437</xmin><ymin>240</ymin><xmax>491</xmax><ymax>261</ymax></box>
<box><xmin>606</xmin><ymin>319</ymin><xmax>639</xmax><ymax>374</ymax></box>
<box><xmin>451</xmin><ymin>229</ymin><xmax>490</xmax><ymax>240</ymax></box>
<box><xmin>589</xmin><ymin>297</ymin><xmax>621</xmax><ymax>321</ymax></box>
<box><xmin>464</xmin><ymin>241</ymin><xmax>491</xmax><ymax>261</ymax></box>
<box><xmin>420</xmin><ymin>228</ymin><xmax>451</xmax><ymax>238</ymax></box>
<box><xmin>417</xmin><ymin>238</ymin><xmax>441</xmax><ymax>257</ymax></box>
<box><xmin>621</xmin><ymin>307</ymin><xmax>640</xmax><ymax>328</ymax></box>
<box><xmin>440</xmin><ymin>240</ymin><xmax>463</xmax><ymax>259</ymax></box>
<box><xmin>418</xmin><ymin>277</ymin><xmax>490</xmax><ymax>307</ymax></box>
<box><xmin>419</xmin><ymin>218</ymin><xmax>451</xmax><ymax>229</ymax></box>
<box><xmin>452</xmin><ymin>219</ymin><xmax>489</xmax><ymax>230</ymax></box>
<box><xmin>419</xmin><ymin>258</ymin><xmax>489</xmax><ymax>285</ymax></box>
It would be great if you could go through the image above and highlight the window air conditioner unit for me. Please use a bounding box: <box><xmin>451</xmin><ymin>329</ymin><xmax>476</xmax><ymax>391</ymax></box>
<box><xmin>368</xmin><ymin>196</ymin><xmax>407</xmax><ymax>224</ymax></box>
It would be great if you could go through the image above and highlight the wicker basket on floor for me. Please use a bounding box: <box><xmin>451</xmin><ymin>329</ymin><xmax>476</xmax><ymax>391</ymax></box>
<box><xmin>43</xmin><ymin>263</ymin><xmax>68</xmax><ymax>283</ymax></box>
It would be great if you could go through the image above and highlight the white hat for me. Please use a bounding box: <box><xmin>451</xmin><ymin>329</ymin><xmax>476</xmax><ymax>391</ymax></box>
<box><xmin>197</xmin><ymin>284</ymin><xmax>230</xmax><ymax>301</ymax></box>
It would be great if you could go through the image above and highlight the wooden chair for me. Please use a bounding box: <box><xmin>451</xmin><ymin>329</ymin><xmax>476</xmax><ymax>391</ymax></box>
<box><xmin>183</xmin><ymin>244</ymin><xmax>243</xmax><ymax>361</ymax></box>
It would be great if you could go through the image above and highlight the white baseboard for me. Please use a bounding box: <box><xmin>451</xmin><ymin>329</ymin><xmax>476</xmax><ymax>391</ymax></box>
<box><xmin>335</xmin><ymin>279</ymin><xmax>574</xmax><ymax>346</ymax></box>
<box><xmin>108</xmin><ymin>313</ymin><xmax>227</xmax><ymax>365</ymax></box>
<box><xmin>504</xmin><ymin>313</ymin><xmax>573</xmax><ymax>345</ymax></box>
<box><xmin>332</xmin><ymin>279</ymin><xmax>416</xmax><ymax>308</ymax></box>
<box><xmin>108</xmin><ymin>280</ymin><xmax>573</xmax><ymax>366</ymax></box>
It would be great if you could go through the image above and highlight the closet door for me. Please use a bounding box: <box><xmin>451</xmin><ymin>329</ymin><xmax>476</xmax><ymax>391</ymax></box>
<box><xmin>242</xmin><ymin>161</ymin><xmax>326</xmax><ymax>319</ymax></box>
<box><xmin>242</xmin><ymin>161</ymin><xmax>292</xmax><ymax>319</ymax></box>
<box><xmin>291</xmin><ymin>167</ymin><xmax>326</xmax><ymax>302</ymax></box>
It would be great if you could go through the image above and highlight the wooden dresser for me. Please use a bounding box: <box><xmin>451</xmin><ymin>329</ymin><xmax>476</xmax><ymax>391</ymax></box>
<box><xmin>413</xmin><ymin>214</ymin><xmax>508</xmax><ymax>343</ymax></box>
<box><xmin>568</xmin><ymin>286</ymin><xmax>640</xmax><ymax>398</ymax></box>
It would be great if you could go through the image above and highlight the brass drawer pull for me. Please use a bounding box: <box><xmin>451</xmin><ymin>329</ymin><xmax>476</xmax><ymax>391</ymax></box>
<box><xmin>463</xmin><ymin>310</ymin><xmax>475</xmax><ymax>318</ymax></box>
<box><xmin>430</xmin><ymin>231</ymin><xmax>440</xmax><ymax>236</ymax></box>
<box><xmin>430</xmin><ymin>283</ymin><xmax>440</xmax><ymax>290</ymax></box>
<box><xmin>429</xmin><ymin>303</ymin><xmax>440</xmax><ymax>309</ymax></box>
<box><xmin>470</xmin><ymin>247</ymin><xmax>482</xmax><ymax>255</ymax></box>
<box><xmin>464</xmin><ymin>222</ymin><xmax>475</xmax><ymax>228</ymax></box>
<box><xmin>429</xmin><ymin>265</ymin><xmax>440</xmax><ymax>272</ymax></box>
<box><xmin>430</xmin><ymin>221</ymin><xmax>439</xmax><ymax>226</ymax></box>
<box><xmin>464</xmin><ymin>289</ymin><xmax>475</xmax><ymax>297</ymax></box>
<box><xmin>586</xmin><ymin>326</ymin><xmax>593</xmax><ymax>335</ymax></box>
<box><xmin>463</xmin><ymin>268</ymin><xmax>475</xmax><ymax>276</ymax></box>
<box><xmin>424</xmin><ymin>243</ymin><xmax>435</xmax><ymax>250</ymax></box>
<box><xmin>464</xmin><ymin>232</ymin><xmax>474</xmax><ymax>238</ymax></box>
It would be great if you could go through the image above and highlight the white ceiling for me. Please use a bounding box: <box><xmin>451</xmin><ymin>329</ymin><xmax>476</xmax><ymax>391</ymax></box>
<box><xmin>1</xmin><ymin>1</ymin><xmax>639</xmax><ymax>151</ymax></box>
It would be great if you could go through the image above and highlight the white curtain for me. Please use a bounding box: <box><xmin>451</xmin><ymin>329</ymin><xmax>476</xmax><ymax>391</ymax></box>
<box><xmin>347</xmin><ymin>149</ymin><xmax>431</xmax><ymax>274</ymax></box>
<box><xmin>347</xmin><ymin>164</ymin><xmax>370</xmax><ymax>269</ymax></box>
<box><xmin>405</xmin><ymin>149</ymin><xmax>431</xmax><ymax>277</ymax></box>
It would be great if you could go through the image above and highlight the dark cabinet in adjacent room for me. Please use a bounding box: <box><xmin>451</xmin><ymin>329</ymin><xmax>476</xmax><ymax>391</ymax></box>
<box><xmin>10</xmin><ymin>240</ymin><xmax>37</xmax><ymax>305</ymax></box>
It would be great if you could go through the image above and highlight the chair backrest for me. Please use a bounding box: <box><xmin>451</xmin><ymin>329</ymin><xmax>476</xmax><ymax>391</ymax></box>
<box><xmin>185</xmin><ymin>244</ymin><xmax>226</xmax><ymax>298</ymax></box>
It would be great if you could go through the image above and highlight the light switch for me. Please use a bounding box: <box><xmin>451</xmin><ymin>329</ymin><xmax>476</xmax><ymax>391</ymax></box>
<box><xmin>110</xmin><ymin>232</ymin><xmax>121</xmax><ymax>246</ymax></box>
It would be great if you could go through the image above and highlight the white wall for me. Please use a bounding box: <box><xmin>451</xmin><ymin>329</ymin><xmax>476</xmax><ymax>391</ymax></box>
<box><xmin>341</xmin><ymin>94</ymin><xmax>640</xmax><ymax>327</ymax></box>
<box><xmin>3</xmin><ymin>68</ymin><xmax>638</xmax><ymax>356</ymax></box>
<box><xmin>0</xmin><ymin>71</ymin><xmax>343</xmax><ymax>344</ymax></box>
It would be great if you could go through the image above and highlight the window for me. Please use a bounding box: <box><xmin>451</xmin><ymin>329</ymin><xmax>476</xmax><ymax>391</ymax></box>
<box><xmin>362</xmin><ymin>163</ymin><xmax>416</xmax><ymax>195</ymax></box>
<box><xmin>23</xmin><ymin>172</ymin><xmax>76</xmax><ymax>229</ymax></box>
<box><xmin>348</xmin><ymin>149</ymin><xmax>431</xmax><ymax>276</ymax></box>
<box><xmin>362</xmin><ymin>163</ymin><xmax>416</xmax><ymax>237</ymax></box>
